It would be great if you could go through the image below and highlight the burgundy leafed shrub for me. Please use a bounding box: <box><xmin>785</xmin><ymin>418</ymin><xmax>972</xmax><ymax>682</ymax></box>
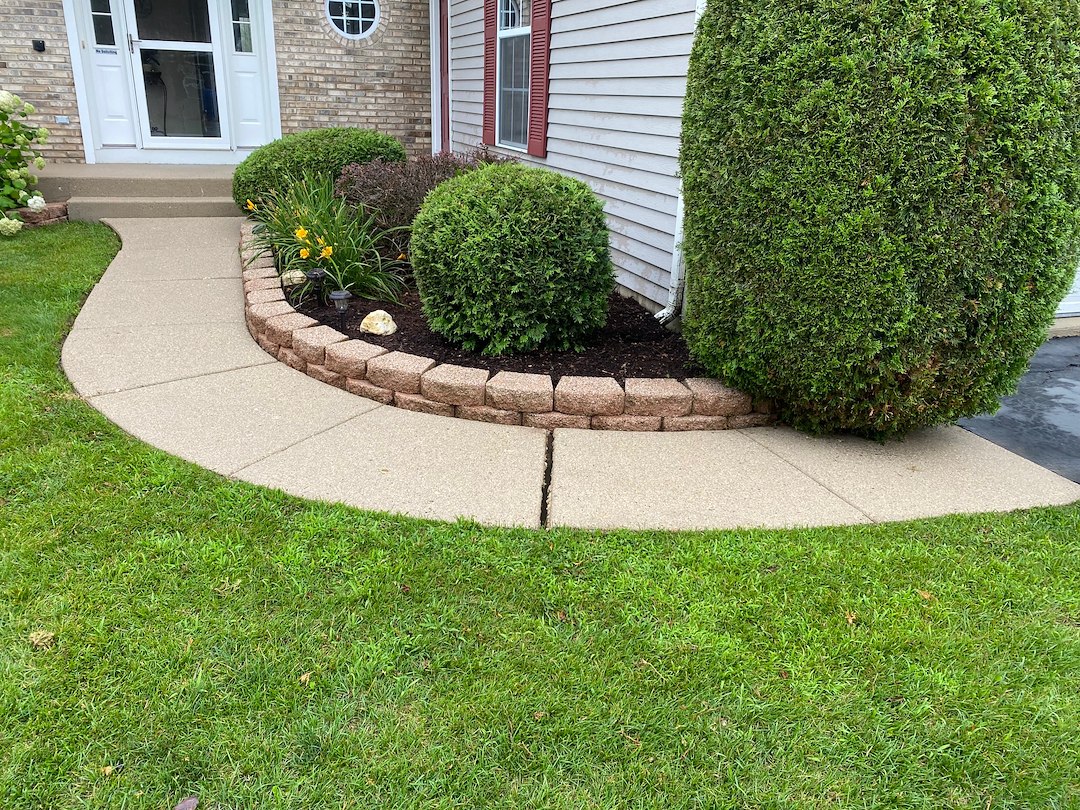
<box><xmin>335</xmin><ymin>149</ymin><xmax>512</xmax><ymax>254</ymax></box>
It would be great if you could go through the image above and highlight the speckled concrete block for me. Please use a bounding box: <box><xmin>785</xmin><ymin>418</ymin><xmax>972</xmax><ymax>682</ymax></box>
<box><xmin>456</xmin><ymin>405</ymin><xmax>522</xmax><ymax>425</ymax></box>
<box><xmin>729</xmin><ymin>413</ymin><xmax>777</xmax><ymax>429</ymax></box>
<box><xmin>394</xmin><ymin>392</ymin><xmax>455</xmax><ymax>417</ymax></box>
<box><xmin>292</xmin><ymin>325</ymin><xmax>348</xmax><ymax>364</ymax></box>
<box><xmin>523</xmin><ymin>412</ymin><xmax>591</xmax><ymax>430</ymax></box>
<box><xmin>246</xmin><ymin>287</ymin><xmax>285</xmax><ymax>305</ymax></box>
<box><xmin>367</xmin><ymin>352</ymin><xmax>436</xmax><ymax>394</ymax></box>
<box><xmin>663</xmin><ymin>415</ymin><xmax>730</xmax><ymax>431</ymax></box>
<box><xmin>244</xmin><ymin>276</ymin><xmax>281</xmax><ymax>293</ymax></box>
<box><xmin>247</xmin><ymin>301</ymin><xmax>295</xmax><ymax>332</ymax></box>
<box><xmin>279</xmin><ymin>347</ymin><xmax>307</xmax><ymax>372</ymax></box>
<box><xmin>255</xmin><ymin>333</ymin><xmax>279</xmax><ymax>357</ymax></box>
<box><xmin>345</xmin><ymin>377</ymin><xmax>394</xmax><ymax>404</ymax></box>
<box><xmin>486</xmin><ymin>371</ymin><xmax>554</xmax><ymax>413</ymax></box>
<box><xmin>686</xmin><ymin>378</ymin><xmax>753</xmax><ymax>416</ymax></box>
<box><xmin>305</xmin><ymin>363</ymin><xmax>345</xmax><ymax>388</ymax></box>
<box><xmin>325</xmin><ymin>340</ymin><xmax>387</xmax><ymax>378</ymax></box>
<box><xmin>242</xmin><ymin>264</ymin><xmax>278</xmax><ymax>281</ymax></box>
<box><xmin>264</xmin><ymin>313</ymin><xmax>318</xmax><ymax>347</ymax></box>
<box><xmin>591</xmin><ymin>415</ymin><xmax>663</xmax><ymax>431</ymax></box>
<box><xmin>555</xmin><ymin>376</ymin><xmax>625</xmax><ymax>416</ymax></box>
<box><xmin>623</xmin><ymin>378</ymin><xmax>692</xmax><ymax>416</ymax></box>
<box><xmin>421</xmin><ymin>364</ymin><xmax>489</xmax><ymax>406</ymax></box>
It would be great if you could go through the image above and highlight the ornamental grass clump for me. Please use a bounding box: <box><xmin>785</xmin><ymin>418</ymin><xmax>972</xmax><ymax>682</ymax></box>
<box><xmin>1</xmin><ymin>89</ymin><xmax>48</xmax><ymax>235</ymax></box>
<box><xmin>410</xmin><ymin>162</ymin><xmax>613</xmax><ymax>356</ymax></box>
<box><xmin>680</xmin><ymin>0</ymin><xmax>1080</xmax><ymax>438</ymax></box>
<box><xmin>232</xmin><ymin>127</ymin><xmax>405</xmax><ymax>209</ymax></box>
<box><xmin>248</xmin><ymin>174</ymin><xmax>404</xmax><ymax>303</ymax></box>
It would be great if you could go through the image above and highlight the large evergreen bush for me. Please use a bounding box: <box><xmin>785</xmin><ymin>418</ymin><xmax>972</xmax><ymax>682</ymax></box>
<box><xmin>410</xmin><ymin>163</ymin><xmax>613</xmax><ymax>355</ymax></box>
<box><xmin>680</xmin><ymin>0</ymin><xmax>1080</xmax><ymax>437</ymax></box>
<box><xmin>233</xmin><ymin>128</ymin><xmax>405</xmax><ymax>208</ymax></box>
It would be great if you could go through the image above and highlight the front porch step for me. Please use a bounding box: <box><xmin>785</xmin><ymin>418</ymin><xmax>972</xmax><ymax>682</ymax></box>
<box><xmin>67</xmin><ymin>196</ymin><xmax>242</xmax><ymax>220</ymax></box>
<box><xmin>36</xmin><ymin>164</ymin><xmax>236</xmax><ymax>202</ymax></box>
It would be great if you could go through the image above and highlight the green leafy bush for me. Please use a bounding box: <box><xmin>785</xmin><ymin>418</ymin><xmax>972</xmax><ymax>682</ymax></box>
<box><xmin>233</xmin><ymin>128</ymin><xmax>405</xmax><ymax>209</ymax></box>
<box><xmin>680</xmin><ymin>0</ymin><xmax>1080</xmax><ymax>437</ymax></box>
<box><xmin>410</xmin><ymin>162</ymin><xmax>613</xmax><ymax>355</ymax></box>
<box><xmin>248</xmin><ymin>174</ymin><xmax>403</xmax><ymax>303</ymax></box>
<box><xmin>335</xmin><ymin>148</ymin><xmax>512</xmax><ymax>255</ymax></box>
<box><xmin>1</xmin><ymin>89</ymin><xmax>48</xmax><ymax>234</ymax></box>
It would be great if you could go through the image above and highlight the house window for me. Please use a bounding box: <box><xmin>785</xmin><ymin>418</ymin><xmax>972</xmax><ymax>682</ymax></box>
<box><xmin>497</xmin><ymin>0</ymin><xmax>530</xmax><ymax>149</ymax></box>
<box><xmin>232</xmin><ymin>0</ymin><xmax>253</xmax><ymax>52</ymax></box>
<box><xmin>326</xmin><ymin>0</ymin><xmax>379</xmax><ymax>39</ymax></box>
<box><xmin>90</xmin><ymin>0</ymin><xmax>116</xmax><ymax>46</ymax></box>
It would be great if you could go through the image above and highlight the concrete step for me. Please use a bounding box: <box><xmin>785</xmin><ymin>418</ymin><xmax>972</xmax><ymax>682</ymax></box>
<box><xmin>67</xmin><ymin>196</ymin><xmax>242</xmax><ymax>220</ymax></box>
<box><xmin>36</xmin><ymin>164</ymin><xmax>235</xmax><ymax>202</ymax></box>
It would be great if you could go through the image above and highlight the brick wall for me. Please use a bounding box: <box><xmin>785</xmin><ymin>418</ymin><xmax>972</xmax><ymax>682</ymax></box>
<box><xmin>271</xmin><ymin>0</ymin><xmax>432</xmax><ymax>154</ymax></box>
<box><xmin>0</xmin><ymin>0</ymin><xmax>85</xmax><ymax>162</ymax></box>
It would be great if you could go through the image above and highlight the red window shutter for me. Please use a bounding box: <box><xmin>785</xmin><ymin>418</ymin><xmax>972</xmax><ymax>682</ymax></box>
<box><xmin>527</xmin><ymin>0</ymin><xmax>552</xmax><ymax>157</ymax></box>
<box><xmin>482</xmin><ymin>1</ymin><xmax>497</xmax><ymax>146</ymax></box>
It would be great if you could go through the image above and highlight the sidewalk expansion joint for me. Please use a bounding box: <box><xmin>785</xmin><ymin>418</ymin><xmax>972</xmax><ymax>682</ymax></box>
<box><xmin>736</xmin><ymin>428</ymin><xmax>877</xmax><ymax>523</ymax></box>
<box><xmin>539</xmin><ymin>430</ymin><xmax>555</xmax><ymax>528</ymax></box>
<box><xmin>84</xmin><ymin>358</ymin><xmax>277</xmax><ymax>399</ymax></box>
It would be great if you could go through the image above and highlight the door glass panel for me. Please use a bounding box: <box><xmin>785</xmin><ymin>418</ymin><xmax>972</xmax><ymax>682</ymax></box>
<box><xmin>141</xmin><ymin>50</ymin><xmax>220</xmax><ymax>137</ymax></box>
<box><xmin>133</xmin><ymin>0</ymin><xmax>211</xmax><ymax>42</ymax></box>
<box><xmin>91</xmin><ymin>0</ymin><xmax>115</xmax><ymax>45</ymax></box>
<box><xmin>231</xmin><ymin>0</ymin><xmax>253</xmax><ymax>52</ymax></box>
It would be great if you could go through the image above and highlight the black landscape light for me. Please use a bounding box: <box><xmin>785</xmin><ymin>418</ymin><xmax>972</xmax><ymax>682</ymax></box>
<box><xmin>304</xmin><ymin>267</ymin><xmax>326</xmax><ymax>304</ymax></box>
<box><xmin>329</xmin><ymin>289</ymin><xmax>352</xmax><ymax>331</ymax></box>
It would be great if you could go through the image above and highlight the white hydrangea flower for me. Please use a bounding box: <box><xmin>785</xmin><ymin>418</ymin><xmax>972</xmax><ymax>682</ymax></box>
<box><xmin>27</xmin><ymin>195</ymin><xmax>47</xmax><ymax>213</ymax></box>
<box><xmin>22</xmin><ymin>102</ymin><xmax>34</xmax><ymax>115</ymax></box>
<box><xmin>34</xmin><ymin>156</ymin><xmax>46</xmax><ymax>170</ymax></box>
<box><xmin>0</xmin><ymin>91</ymin><xmax>19</xmax><ymax>114</ymax></box>
<box><xmin>36</xmin><ymin>127</ymin><xmax>49</xmax><ymax>143</ymax></box>
<box><xmin>0</xmin><ymin>217</ymin><xmax>23</xmax><ymax>236</ymax></box>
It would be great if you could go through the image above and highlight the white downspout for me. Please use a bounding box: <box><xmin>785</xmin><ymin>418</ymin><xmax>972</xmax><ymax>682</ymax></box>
<box><xmin>655</xmin><ymin>0</ymin><xmax>707</xmax><ymax>326</ymax></box>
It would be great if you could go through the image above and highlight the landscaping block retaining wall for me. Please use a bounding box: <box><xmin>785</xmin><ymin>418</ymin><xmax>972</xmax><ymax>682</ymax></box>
<box><xmin>240</xmin><ymin>222</ymin><xmax>776</xmax><ymax>431</ymax></box>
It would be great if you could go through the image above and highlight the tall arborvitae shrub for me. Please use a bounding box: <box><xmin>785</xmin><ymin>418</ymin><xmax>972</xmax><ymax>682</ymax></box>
<box><xmin>680</xmin><ymin>0</ymin><xmax>1080</xmax><ymax>437</ymax></box>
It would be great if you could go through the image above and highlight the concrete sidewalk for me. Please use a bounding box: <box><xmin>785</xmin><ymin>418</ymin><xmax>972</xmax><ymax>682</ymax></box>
<box><xmin>62</xmin><ymin>218</ymin><xmax>1080</xmax><ymax>530</ymax></box>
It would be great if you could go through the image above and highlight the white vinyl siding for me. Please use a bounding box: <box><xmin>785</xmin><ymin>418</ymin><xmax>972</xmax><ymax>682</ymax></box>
<box><xmin>449</xmin><ymin>0</ymin><xmax>695</xmax><ymax>309</ymax></box>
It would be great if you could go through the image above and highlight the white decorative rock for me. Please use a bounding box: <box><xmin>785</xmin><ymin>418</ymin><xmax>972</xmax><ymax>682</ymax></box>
<box><xmin>360</xmin><ymin>309</ymin><xmax>397</xmax><ymax>336</ymax></box>
<box><xmin>281</xmin><ymin>269</ymin><xmax>306</xmax><ymax>286</ymax></box>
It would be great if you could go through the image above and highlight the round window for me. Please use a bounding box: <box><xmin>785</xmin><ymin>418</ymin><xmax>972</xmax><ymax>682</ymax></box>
<box><xmin>326</xmin><ymin>0</ymin><xmax>379</xmax><ymax>39</ymax></box>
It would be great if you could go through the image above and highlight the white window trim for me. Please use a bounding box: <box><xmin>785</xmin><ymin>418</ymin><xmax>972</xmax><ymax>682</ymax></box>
<box><xmin>325</xmin><ymin>0</ymin><xmax>380</xmax><ymax>41</ymax></box>
<box><xmin>495</xmin><ymin>4</ymin><xmax>530</xmax><ymax>152</ymax></box>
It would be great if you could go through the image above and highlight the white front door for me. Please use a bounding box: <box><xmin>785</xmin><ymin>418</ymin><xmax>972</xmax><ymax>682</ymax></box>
<box><xmin>70</xmin><ymin>0</ymin><xmax>278</xmax><ymax>162</ymax></box>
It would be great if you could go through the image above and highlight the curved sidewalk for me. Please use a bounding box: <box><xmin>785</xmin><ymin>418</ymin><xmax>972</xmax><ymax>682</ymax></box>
<box><xmin>62</xmin><ymin>218</ymin><xmax>1080</xmax><ymax>530</ymax></box>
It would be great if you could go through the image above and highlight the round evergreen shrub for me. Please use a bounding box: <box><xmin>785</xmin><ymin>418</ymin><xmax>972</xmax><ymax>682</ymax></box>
<box><xmin>410</xmin><ymin>162</ymin><xmax>613</xmax><ymax>355</ymax></box>
<box><xmin>680</xmin><ymin>0</ymin><xmax>1080</xmax><ymax>437</ymax></box>
<box><xmin>233</xmin><ymin>128</ymin><xmax>405</xmax><ymax>208</ymax></box>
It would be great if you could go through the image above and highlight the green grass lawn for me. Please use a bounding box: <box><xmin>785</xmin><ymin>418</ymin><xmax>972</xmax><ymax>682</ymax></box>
<box><xmin>1</xmin><ymin>222</ymin><xmax>1079</xmax><ymax>809</ymax></box>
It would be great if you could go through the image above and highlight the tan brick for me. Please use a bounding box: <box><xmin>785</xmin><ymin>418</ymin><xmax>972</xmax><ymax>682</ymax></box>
<box><xmin>242</xmin><ymin>264</ymin><xmax>278</xmax><ymax>281</ymax></box>
<box><xmin>325</xmin><ymin>339</ymin><xmax>387</xmax><ymax>378</ymax></box>
<box><xmin>591</xmin><ymin>415</ymin><xmax>662</xmax><ymax>431</ymax></box>
<box><xmin>246</xmin><ymin>301</ymin><xmax>295</xmax><ymax>332</ymax></box>
<box><xmin>729</xmin><ymin>413</ymin><xmax>778</xmax><ymax>429</ymax></box>
<box><xmin>291</xmin><ymin>325</ymin><xmax>348</xmax><ymax>364</ymax></box>
<box><xmin>279</xmin><ymin>347</ymin><xmax>307</xmax><ymax>372</ymax></box>
<box><xmin>554</xmin><ymin>376</ymin><xmax>624</xmax><ymax>416</ymax></box>
<box><xmin>346</xmin><ymin>378</ymin><xmax>394</xmax><ymax>404</ymax></box>
<box><xmin>686</xmin><ymin>378</ymin><xmax>753</xmax><ymax>416</ymax></box>
<box><xmin>393</xmin><ymin>392</ymin><xmax>455</xmax><ymax>417</ymax></box>
<box><xmin>306</xmin><ymin>363</ymin><xmax>346</xmax><ymax>389</ymax></box>
<box><xmin>243</xmin><ymin>253</ymin><xmax>276</xmax><ymax>270</ymax></box>
<box><xmin>264</xmin><ymin>312</ymin><xmax>318</xmax><ymax>347</ymax></box>
<box><xmin>420</xmin><ymin>364</ymin><xmax>489</xmax><ymax>406</ymax></box>
<box><xmin>255</xmin><ymin>333</ymin><xmax>279</xmax><ymax>357</ymax></box>
<box><xmin>366</xmin><ymin>351</ymin><xmax>436</xmax><ymax>394</ymax></box>
<box><xmin>522</xmin><ymin>412</ymin><xmax>591</xmax><ymax>430</ymax></box>
<box><xmin>623</xmin><ymin>378</ymin><xmax>692</xmax><ymax>416</ymax></box>
<box><xmin>663</xmin><ymin>415</ymin><xmax>730</xmax><ymax>431</ymax></box>
<box><xmin>753</xmin><ymin>398</ymin><xmax>776</xmax><ymax>415</ymax></box>
<box><xmin>456</xmin><ymin>405</ymin><xmax>521</xmax><ymax>425</ymax></box>
<box><xmin>486</xmin><ymin>371</ymin><xmax>553</xmax><ymax>413</ymax></box>
<box><xmin>244</xmin><ymin>276</ymin><xmax>281</xmax><ymax>293</ymax></box>
<box><xmin>246</xmin><ymin>287</ymin><xmax>285</xmax><ymax>305</ymax></box>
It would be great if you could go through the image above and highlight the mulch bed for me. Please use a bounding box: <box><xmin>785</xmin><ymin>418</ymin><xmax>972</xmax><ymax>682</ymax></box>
<box><xmin>295</xmin><ymin>288</ymin><xmax>703</xmax><ymax>383</ymax></box>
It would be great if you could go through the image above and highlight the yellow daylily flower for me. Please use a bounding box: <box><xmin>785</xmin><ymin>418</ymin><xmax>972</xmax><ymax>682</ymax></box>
<box><xmin>397</xmin><ymin>252</ymin><xmax>407</xmax><ymax>261</ymax></box>
<box><xmin>320</xmin><ymin>246</ymin><xmax>333</xmax><ymax>259</ymax></box>
<box><xmin>299</xmin><ymin>247</ymin><xmax>310</xmax><ymax>259</ymax></box>
<box><xmin>316</xmin><ymin>236</ymin><xmax>325</xmax><ymax>246</ymax></box>
<box><xmin>245</xmin><ymin>199</ymin><xmax>256</xmax><ymax>211</ymax></box>
<box><xmin>295</xmin><ymin>226</ymin><xmax>309</xmax><ymax>241</ymax></box>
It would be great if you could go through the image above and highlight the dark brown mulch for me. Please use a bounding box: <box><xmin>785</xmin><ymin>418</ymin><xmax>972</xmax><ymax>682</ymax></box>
<box><xmin>294</xmin><ymin>289</ymin><xmax>703</xmax><ymax>383</ymax></box>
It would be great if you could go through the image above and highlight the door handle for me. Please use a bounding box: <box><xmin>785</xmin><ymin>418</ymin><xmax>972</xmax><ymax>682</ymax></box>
<box><xmin>127</xmin><ymin>33</ymin><xmax>142</xmax><ymax>53</ymax></box>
